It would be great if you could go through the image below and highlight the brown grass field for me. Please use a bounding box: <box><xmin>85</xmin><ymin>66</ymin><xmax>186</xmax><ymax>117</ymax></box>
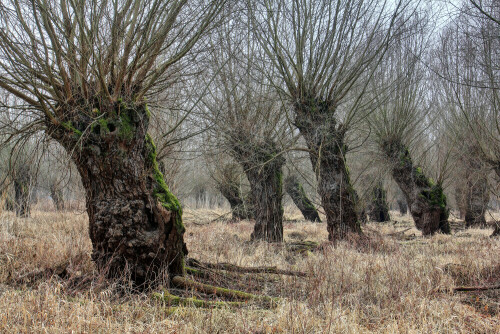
<box><xmin>0</xmin><ymin>207</ymin><xmax>499</xmax><ymax>333</ymax></box>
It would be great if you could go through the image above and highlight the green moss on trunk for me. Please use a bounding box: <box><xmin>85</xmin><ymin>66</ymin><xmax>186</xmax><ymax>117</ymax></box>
<box><xmin>145</xmin><ymin>134</ymin><xmax>184</xmax><ymax>234</ymax></box>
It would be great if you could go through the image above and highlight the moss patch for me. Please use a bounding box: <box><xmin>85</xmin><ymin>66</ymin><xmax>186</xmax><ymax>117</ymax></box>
<box><xmin>145</xmin><ymin>134</ymin><xmax>184</xmax><ymax>234</ymax></box>
<box><xmin>61</xmin><ymin>121</ymin><xmax>82</xmax><ymax>138</ymax></box>
<box><xmin>151</xmin><ymin>291</ymin><xmax>244</xmax><ymax>308</ymax></box>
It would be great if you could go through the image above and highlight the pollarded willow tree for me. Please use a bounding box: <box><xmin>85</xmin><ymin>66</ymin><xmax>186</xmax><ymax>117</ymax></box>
<box><xmin>0</xmin><ymin>0</ymin><xmax>226</xmax><ymax>283</ymax></box>
<box><xmin>201</xmin><ymin>8</ymin><xmax>290</xmax><ymax>242</ymax></box>
<box><xmin>211</xmin><ymin>161</ymin><xmax>253</xmax><ymax>220</ymax></box>
<box><xmin>370</xmin><ymin>13</ymin><xmax>451</xmax><ymax>235</ymax></box>
<box><xmin>436</xmin><ymin>1</ymin><xmax>499</xmax><ymax>236</ymax></box>
<box><xmin>438</xmin><ymin>0</ymin><xmax>500</xmax><ymax>179</ymax></box>
<box><xmin>248</xmin><ymin>0</ymin><xmax>413</xmax><ymax>240</ymax></box>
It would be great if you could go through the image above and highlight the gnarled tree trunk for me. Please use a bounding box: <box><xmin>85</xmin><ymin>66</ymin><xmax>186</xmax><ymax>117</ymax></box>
<box><xmin>455</xmin><ymin>184</ymin><xmax>466</xmax><ymax>219</ymax></box>
<box><xmin>382</xmin><ymin>139</ymin><xmax>450</xmax><ymax>235</ymax></box>
<box><xmin>284</xmin><ymin>175</ymin><xmax>321</xmax><ymax>222</ymax></box>
<box><xmin>13</xmin><ymin>166</ymin><xmax>31</xmax><ymax>217</ymax></box>
<box><xmin>464</xmin><ymin>161</ymin><xmax>489</xmax><ymax>227</ymax></box>
<box><xmin>51</xmin><ymin>102</ymin><xmax>186</xmax><ymax>284</ymax></box>
<box><xmin>368</xmin><ymin>181</ymin><xmax>391</xmax><ymax>222</ymax></box>
<box><xmin>50</xmin><ymin>183</ymin><xmax>65</xmax><ymax>211</ymax></box>
<box><xmin>397</xmin><ymin>198</ymin><xmax>407</xmax><ymax>215</ymax></box>
<box><xmin>216</xmin><ymin>164</ymin><xmax>253</xmax><ymax>220</ymax></box>
<box><xmin>294</xmin><ymin>98</ymin><xmax>361</xmax><ymax>240</ymax></box>
<box><xmin>232</xmin><ymin>136</ymin><xmax>285</xmax><ymax>242</ymax></box>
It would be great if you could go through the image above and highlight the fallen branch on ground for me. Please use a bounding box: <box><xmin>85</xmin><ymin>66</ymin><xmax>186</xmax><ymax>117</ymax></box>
<box><xmin>452</xmin><ymin>284</ymin><xmax>500</xmax><ymax>292</ymax></box>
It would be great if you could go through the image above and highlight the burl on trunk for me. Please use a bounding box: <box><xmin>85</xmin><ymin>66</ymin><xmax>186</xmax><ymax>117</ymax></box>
<box><xmin>51</xmin><ymin>101</ymin><xmax>186</xmax><ymax>283</ymax></box>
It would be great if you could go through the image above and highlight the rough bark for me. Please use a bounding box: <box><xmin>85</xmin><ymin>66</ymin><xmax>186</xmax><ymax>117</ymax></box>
<box><xmin>455</xmin><ymin>184</ymin><xmax>466</xmax><ymax>219</ymax></box>
<box><xmin>368</xmin><ymin>181</ymin><xmax>391</xmax><ymax>222</ymax></box>
<box><xmin>382</xmin><ymin>139</ymin><xmax>450</xmax><ymax>235</ymax></box>
<box><xmin>464</xmin><ymin>161</ymin><xmax>489</xmax><ymax>227</ymax></box>
<box><xmin>397</xmin><ymin>198</ymin><xmax>408</xmax><ymax>215</ymax></box>
<box><xmin>13</xmin><ymin>166</ymin><xmax>31</xmax><ymax>217</ymax></box>
<box><xmin>50</xmin><ymin>102</ymin><xmax>186</xmax><ymax>284</ymax></box>
<box><xmin>284</xmin><ymin>175</ymin><xmax>321</xmax><ymax>222</ymax></box>
<box><xmin>49</xmin><ymin>183</ymin><xmax>65</xmax><ymax>211</ymax></box>
<box><xmin>216</xmin><ymin>164</ymin><xmax>253</xmax><ymax>220</ymax></box>
<box><xmin>232</xmin><ymin>135</ymin><xmax>285</xmax><ymax>242</ymax></box>
<box><xmin>294</xmin><ymin>98</ymin><xmax>361</xmax><ymax>240</ymax></box>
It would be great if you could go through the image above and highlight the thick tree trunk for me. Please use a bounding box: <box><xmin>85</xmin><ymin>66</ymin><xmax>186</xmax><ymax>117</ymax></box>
<box><xmin>13</xmin><ymin>166</ymin><xmax>31</xmax><ymax>217</ymax></box>
<box><xmin>284</xmin><ymin>175</ymin><xmax>321</xmax><ymax>222</ymax></box>
<box><xmin>51</xmin><ymin>102</ymin><xmax>186</xmax><ymax>284</ymax></box>
<box><xmin>218</xmin><ymin>182</ymin><xmax>253</xmax><ymax>220</ymax></box>
<box><xmin>368</xmin><ymin>181</ymin><xmax>391</xmax><ymax>222</ymax></box>
<box><xmin>464</xmin><ymin>161</ymin><xmax>489</xmax><ymax>227</ymax></box>
<box><xmin>232</xmin><ymin>137</ymin><xmax>285</xmax><ymax>242</ymax></box>
<box><xmin>382</xmin><ymin>139</ymin><xmax>450</xmax><ymax>235</ymax></box>
<box><xmin>294</xmin><ymin>98</ymin><xmax>361</xmax><ymax>240</ymax></box>
<box><xmin>216</xmin><ymin>164</ymin><xmax>253</xmax><ymax>220</ymax></box>
<box><xmin>397</xmin><ymin>199</ymin><xmax>407</xmax><ymax>215</ymax></box>
<box><xmin>455</xmin><ymin>184</ymin><xmax>466</xmax><ymax>219</ymax></box>
<box><xmin>50</xmin><ymin>184</ymin><xmax>65</xmax><ymax>211</ymax></box>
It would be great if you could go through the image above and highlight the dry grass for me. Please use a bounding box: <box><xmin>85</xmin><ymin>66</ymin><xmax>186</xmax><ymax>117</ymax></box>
<box><xmin>0</xmin><ymin>207</ymin><xmax>499</xmax><ymax>333</ymax></box>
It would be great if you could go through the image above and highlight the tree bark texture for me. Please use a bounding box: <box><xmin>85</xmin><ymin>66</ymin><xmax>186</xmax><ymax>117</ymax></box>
<box><xmin>216</xmin><ymin>164</ymin><xmax>253</xmax><ymax>220</ymax></box>
<box><xmin>368</xmin><ymin>181</ymin><xmax>391</xmax><ymax>222</ymax></box>
<box><xmin>397</xmin><ymin>198</ymin><xmax>408</xmax><ymax>215</ymax></box>
<box><xmin>13</xmin><ymin>166</ymin><xmax>31</xmax><ymax>217</ymax></box>
<box><xmin>231</xmin><ymin>136</ymin><xmax>285</xmax><ymax>242</ymax></box>
<box><xmin>284</xmin><ymin>175</ymin><xmax>321</xmax><ymax>222</ymax></box>
<box><xmin>455</xmin><ymin>184</ymin><xmax>466</xmax><ymax>219</ymax></box>
<box><xmin>464</xmin><ymin>160</ymin><xmax>489</xmax><ymax>227</ymax></box>
<box><xmin>50</xmin><ymin>102</ymin><xmax>186</xmax><ymax>284</ymax></box>
<box><xmin>382</xmin><ymin>139</ymin><xmax>450</xmax><ymax>235</ymax></box>
<box><xmin>50</xmin><ymin>183</ymin><xmax>65</xmax><ymax>211</ymax></box>
<box><xmin>294</xmin><ymin>98</ymin><xmax>361</xmax><ymax>240</ymax></box>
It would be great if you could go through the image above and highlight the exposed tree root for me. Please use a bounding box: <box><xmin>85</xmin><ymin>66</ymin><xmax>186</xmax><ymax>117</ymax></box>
<box><xmin>172</xmin><ymin>276</ymin><xmax>279</xmax><ymax>307</ymax></box>
<box><xmin>151</xmin><ymin>275</ymin><xmax>280</xmax><ymax>309</ymax></box>
<box><xmin>186</xmin><ymin>258</ymin><xmax>307</xmax><ymax>277</ymax></box>
<box><xmin>151</xmin><ymin>290</ymin><xmax>247</xmax><ymax>308</ymax></box>
<box><xmin>185</xmin><ymin>265</ymin><xmax>281</xmax><ymax>285</ymax></box>
<box><xmin>285</xmin><ymin>241</ymin><xmax>319</xmax><ymax>254</ymax></box>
